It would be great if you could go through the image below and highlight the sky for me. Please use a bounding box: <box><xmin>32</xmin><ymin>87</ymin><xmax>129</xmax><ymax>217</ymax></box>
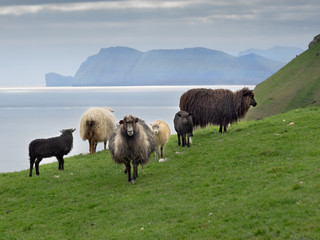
<box><xmin>0</xmin><ymin>0</ymin><xmax>319</xmax><ymax>86</ymax></box>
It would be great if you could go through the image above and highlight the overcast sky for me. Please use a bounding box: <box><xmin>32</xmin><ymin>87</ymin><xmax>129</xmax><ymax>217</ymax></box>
<box><xmin>0</xmin><ymin>0</ymin><xmax>319</xmax><ymax>86</ymax></box>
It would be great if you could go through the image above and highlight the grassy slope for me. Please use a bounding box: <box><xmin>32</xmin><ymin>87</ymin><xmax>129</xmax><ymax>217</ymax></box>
<box><xmin>1</xmin><ymin>107</ymin><xmax>320</xmax><ymax>239</ymax></box>
<box><xmin>247</xmin><ymin>42</ymin><xmax>320</xmax><ymax>120</ymax></box>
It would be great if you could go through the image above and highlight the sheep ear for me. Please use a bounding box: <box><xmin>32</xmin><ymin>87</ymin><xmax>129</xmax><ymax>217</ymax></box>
<box><xmin>178</xmin><ymin>113</ymin><xmax>182</xmax><ymax>117</ymax></box>
<box><xmin>119</xmin><ymin>120</ymin><xmax>124</xmax><ymax>125</ymax></box>
<box><xmin>242</xmin><ymin>89</ymin><xmax>251</xmax><ymax>96</ymax></box>
<box><xmin>135</xmin><ymin>118</ymin><xmax>139</xmax><ymax>122</ymax></box>
<box><xmin>72</xmin><ymin>128</ymin><xmax>76</xmax><ymax>132</ymax></box>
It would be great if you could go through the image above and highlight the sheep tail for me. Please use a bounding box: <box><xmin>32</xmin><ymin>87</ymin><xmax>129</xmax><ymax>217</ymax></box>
<box><xmin>85</xmin><ymin>120</ymin><xmax>95</xmax><ymax>139</ymax></box>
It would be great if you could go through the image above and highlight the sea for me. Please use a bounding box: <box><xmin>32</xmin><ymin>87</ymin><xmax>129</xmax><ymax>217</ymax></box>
<box><xmin>0</xmin><ymin>85</ymin><xmax>255</xmax><ymax>173</ymax></box>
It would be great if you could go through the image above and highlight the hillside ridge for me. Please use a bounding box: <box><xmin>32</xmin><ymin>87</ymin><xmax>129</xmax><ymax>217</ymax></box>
<box><xmin>46</xmin><ymin>46</ymin><xmax>285</xmax><ymax>86</ymax></box>
<box><xmin>247</xmin><ymin>41</ymin><xmax>320</xmax><ymax>120</ymax></box>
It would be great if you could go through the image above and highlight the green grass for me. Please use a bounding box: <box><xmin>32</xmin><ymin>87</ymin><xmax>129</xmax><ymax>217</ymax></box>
<box><xmin>247</xmin><ymin>41</ymin><xmax>320</xmax><ymax>120</ymax></box>
<box><xmin>1</xmin><ymin>107</ymin><xmax>320</xmax><ymax>239</ymax></box>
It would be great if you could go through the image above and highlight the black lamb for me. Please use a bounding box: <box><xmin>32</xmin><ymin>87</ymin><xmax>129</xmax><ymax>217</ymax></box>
<box><xmin>29</xmin><ymin>128</ymin><xmax>76</xmax><ymax>177</ymax></box>
<box><xmin>173</xmin><ymin>110</ymin><xmax>193</xmax><ymax>147</ymax></box>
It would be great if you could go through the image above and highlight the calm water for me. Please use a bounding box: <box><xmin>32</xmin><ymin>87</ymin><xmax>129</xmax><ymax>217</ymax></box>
<box><xmin>0</xmin><ymin>85</ymin><xmax>254</xmax><ymax>173</ymax></box>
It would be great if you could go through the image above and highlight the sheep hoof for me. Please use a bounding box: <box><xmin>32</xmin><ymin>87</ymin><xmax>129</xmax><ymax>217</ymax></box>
<box><xmin>159</xmin><ymin>158</ymin><xmax>168</xmax><ymax>162</ymax></box>
<box><xmin>131</xmin><ymin>179</ymin><xmax>136</xmax><ymax>184</ymax></box>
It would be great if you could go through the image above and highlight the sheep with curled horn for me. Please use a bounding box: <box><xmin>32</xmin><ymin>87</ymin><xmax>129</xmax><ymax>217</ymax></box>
<box><xmin>108</xmin><ymin>115</ymin><xmax>157</xmax><ymax>183</ymax></box>
<box><xmin>179</xmin><ymin>87</ymin><xmax>257</xmax><ymax>133</ymax></box>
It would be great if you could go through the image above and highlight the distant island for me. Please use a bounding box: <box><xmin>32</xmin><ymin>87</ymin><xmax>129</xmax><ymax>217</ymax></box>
<box><xmin>46</xmin><ymin>46</ymin><xmax>303</xmax><ymax>87</ymax></box>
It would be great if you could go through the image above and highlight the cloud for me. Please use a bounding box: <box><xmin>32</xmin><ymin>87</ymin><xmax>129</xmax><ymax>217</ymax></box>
<box><xmin>1</xmin><ymin>0</ymin><xmax>318</xmax><ymax>51</ymax></box>
<box><xmin>0</xmin><ymin>0</ymin><xmax>319</xmax><ymax>86</ymax></box>
<box><xmin>1</xmin><ymin>0</ymin><xmax>319</xmax><ymax>29</ymax></box>
<box><xmin>0</xmin><ymin>0</ymin><xmax>197</xmax><ymax>16</ymax></box>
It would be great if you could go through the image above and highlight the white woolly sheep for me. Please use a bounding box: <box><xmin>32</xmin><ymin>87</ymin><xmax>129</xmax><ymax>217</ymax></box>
<box><xmin>29</xmin><ymin>128</ymin><xmax>76</xmax><ymax>177</ymax></box>
<box><xmin>79</xmin><ymin>107</ymin><xmax>116</xmax><ymax>154</ymax></box>
<box><xmin>109</xmin><ymin>115</ymin><xmax>157</xmax><ymax>183</ymax></box>
<box><xmin>150</xmin><ymin>120</ymin><xmax>171</xmax><ymax>161</ymax></box>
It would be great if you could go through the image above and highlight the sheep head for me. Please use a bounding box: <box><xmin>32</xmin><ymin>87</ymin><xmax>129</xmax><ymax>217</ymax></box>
<box><xmin>178</xmin><ymin>112</ymin><xmax>192</xmax><ymax>125</ymax></box>
<box><xmin>241</xmin><ymin>88</ymin><xmax>257</xmax><ymax>107</ymax></box>
<box><xmin>119</xmin><ymin>115</ymin><xmax>139</xmax><ymax>137</ymax></box>
<box><xmin>104</xmin><ymin>107</ymin><xmax>114</xmax><ymax>113</ymax></box>
<box><xmin>60</xmin><ymin>128</ymin><xmax>76</xmax><ymax>134</ymax></box>
<box><xmin>150</xmin><ymin>121</ymin><xmax>161</xmax><ymax>135</ymax></box>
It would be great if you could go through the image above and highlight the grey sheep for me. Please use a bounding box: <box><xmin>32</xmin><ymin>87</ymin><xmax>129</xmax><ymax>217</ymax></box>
<box><xmin>173</xmin><ymin>111</ymin><xmax>193</xmax><ymax>147</ymax></box>
<box><xmin>29</xmin><ymin>128</ymin><xmax>75</xmax><ymax>177</ymax></box>
<box><xmin>109</xmin><ymin>115</ymin><xmax>157</xmax><ymax>183</ymax></box>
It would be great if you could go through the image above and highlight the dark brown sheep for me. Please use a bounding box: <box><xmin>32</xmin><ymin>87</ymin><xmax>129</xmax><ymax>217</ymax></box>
<box><xmin>179</xmin><ymin>88</ymin><xmax>257</xmax><ymax>133</ymax></box>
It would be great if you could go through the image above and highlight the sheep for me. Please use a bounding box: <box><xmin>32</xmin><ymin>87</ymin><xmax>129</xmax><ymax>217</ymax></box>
<box><xmin>173</xmin><ymin>111</ymin><xmax>193</xmax><ymax>147</ymax></box>
<box><xmin>79</xmin><ymin>107</ymin><xmax>116</xmax><ymax>154</ymax></box>
<box><xmin>109</xmin><ymin>115</ymin><xmax>157</xmax><ymax>183</ymax></box>
<box><xmin>179</xmin><ymin>88</ymin><xmax>257</xmax><ymax>133</ymax></box>
<box><xmin>150</xmin><ymin>120</ymin><xmax>171</xmax><ymax>161</ymax></box>
<box><xmin>29</xmin><ymin>128</ymin><xmax>76</xmax><ymax>177</ymax></box>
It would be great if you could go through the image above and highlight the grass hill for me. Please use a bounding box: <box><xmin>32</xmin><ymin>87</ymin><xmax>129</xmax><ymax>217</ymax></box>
<box><xmin>247</xmin><ymin>41</ymin><xmax>320</xmax><ymax>120</ymax></box>
<box><xmin>1</xmin><ymin>107</ymin><xmax>320</xmax><ymax>239</ymax></box>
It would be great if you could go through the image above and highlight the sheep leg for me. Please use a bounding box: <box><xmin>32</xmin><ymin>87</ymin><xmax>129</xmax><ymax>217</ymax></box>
<box><xmin>224</xmin><ymin>124</ymin><xmax>228</xmax><ymax>132</ymax></box>
<box><xmin>88</xmin><ymin>139</ymin><xmax>91</xmax><ymax>153</ymax></box>
<box><xmin>132</xmin><ymin>163</ymin><xmax>138</xmax><ymax>183</ymax></box>
<box><xmin>61</xmin><ymin>157</ymin><xmax>64</xmax><ymax>170</ymax></box>
<box><xmin>219</xmin><ymin>124</ymin><xmax>223</xmax><ymax>133</ymax></box>
<box><xmin>155</xmin><ymin>146</ymin><xmax>159</xmax><ymax>161</ymax></box>
<box><xmin>29</xmin><ymin>157</ymin><xmax>35</xmax><ymax>177</ymax></box>
<box><xmin>186</xmin><ymin>135</ymin><xmax>190</xmax><ymax>148</ymax></box>
<box><xmin>182</xmin><ymin>133</ymin><xmax>186</xmax><ymax>147</ymax></box>
<box><xmin>89</xmin><ymin>140</ymin><xmax>95</xmax><ymax>154</ymax></box>
<box><xmin>104</xmin><ymin>141</ymin><xmax>107</xmax><ymax>150</ymax></box>
<box><xmin>35</xmin><ymin>158</ymin><xmax>42</xmax><ymax>176</ymax></box>
<box><xmin>125</xmin><ymin>162</ymin><xmax>131</xmax><ymax>182</ymax></box>
<box><xmin>160</xmin><ymin>145</ymin><xmax>164</xmax><ymax>158</ymax></box>
<box><xmin>94</xmin><ymin>142</ymin><xmax>98</xmax><ymax>152</ymax></box>
<box><xmin>177</xmin><ymin>133</ymin><xmax>181</xmax><ymax>146</ymax></box>
<box><xmin>57</xmin><ymin>156</ymin><xmax>64</xmax><ymax>170</ymax></box>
